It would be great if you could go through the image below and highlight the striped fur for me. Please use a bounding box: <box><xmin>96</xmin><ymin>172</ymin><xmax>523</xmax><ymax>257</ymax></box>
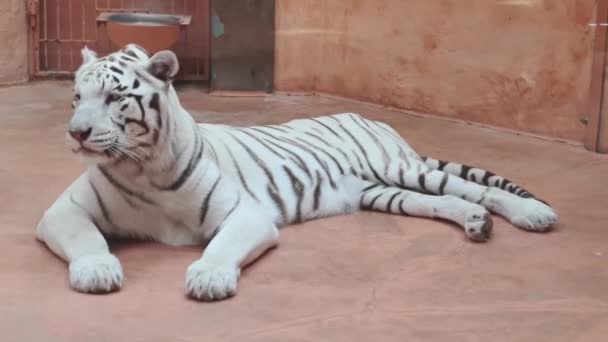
<box><xmin>37</xmin><ymin>45</ymin><xmax>557</xmax><ymax>301</ymax></box>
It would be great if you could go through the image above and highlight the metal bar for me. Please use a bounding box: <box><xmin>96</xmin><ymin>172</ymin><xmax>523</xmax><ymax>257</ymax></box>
<box><xmin>195</xmin><ymin>0</ymin><xmax>199</xmax><ymax>76</ymax></box>
<box><xmin>69</xmin><ymin>0</ymin><xmax>73</xmax><ymax>70</ymax></box>
<box><xmin>82</xmin><ymin>0</ymin><xmax>86</xmax><ymax>43</ymax></box>
<box><xmin>31</xmin><ymin>0</ymin><xmax>41</xmax><ymax>76</ymax></box>
<box><xmin>585</xmin><ymin>0</ymin><xmax>608</xmax><ymax>151</ymax></box>
<box><xmin>40</xmin><ymin>39</ymin><xmax>96</xmax><ymax>43</ymax></box>
<box><xmin>56</xmin><ymin>0</ymin><xmax>60</xmax><ymax>70</ymax></box>
<box><xmin>95</xmin><ymin>8</ymin><xmax>150</xmax><ymax>13</ymax></box>
<box><xmin>44</xmin><ymin>0</ymin><xmax>48</xmax><ymax>70</ymax></box>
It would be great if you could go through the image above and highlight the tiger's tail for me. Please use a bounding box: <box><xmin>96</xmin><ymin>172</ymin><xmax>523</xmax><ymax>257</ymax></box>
<box><xmin>421</xmin><ymin>156</ymin><xmax>549</xmax><ymax>206</ymax></box>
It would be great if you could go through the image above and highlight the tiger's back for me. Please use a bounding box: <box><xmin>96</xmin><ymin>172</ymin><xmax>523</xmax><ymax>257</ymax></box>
<box><xmin>201</xmin><ymin>113</ymin><xmax>422</xmax><ymax>227</ymax></box>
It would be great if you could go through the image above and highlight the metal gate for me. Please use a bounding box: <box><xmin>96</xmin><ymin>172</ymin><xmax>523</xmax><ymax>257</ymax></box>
<box><xmin>29</xmin><ymin>0</ymin><xmax>209</xmax><ymax>80</ymax></box>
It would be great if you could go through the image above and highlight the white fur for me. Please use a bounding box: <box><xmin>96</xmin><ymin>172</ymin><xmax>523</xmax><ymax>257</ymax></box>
<box><xmin>37</xmin><ymin>46</ymin><xmax>556</xmax><ymax>301</ymax></box>
<box><xmin>69</xmin><ymin>254</ymin><xmax>123</xmax><ymax>293</ymax></box>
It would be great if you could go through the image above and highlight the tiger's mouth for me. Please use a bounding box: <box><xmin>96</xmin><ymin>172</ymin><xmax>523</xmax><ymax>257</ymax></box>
<box><xmin>71</xmin><ymin>145</ymin><xmax>113</xmax><ymax>158</ymax></box>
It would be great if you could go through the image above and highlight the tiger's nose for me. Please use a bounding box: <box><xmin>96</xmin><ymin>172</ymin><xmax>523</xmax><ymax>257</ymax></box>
<box><xmin>68</xmin><ymin>128</ymin><xmax>92</xmax><ymax>143</ymax></box>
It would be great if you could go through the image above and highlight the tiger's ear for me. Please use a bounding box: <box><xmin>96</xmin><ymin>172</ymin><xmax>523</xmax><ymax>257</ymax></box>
<box><xmin>146</xmin><ymin>50</ymin><xmax>179</xmax><ymax>83</ymax></box>
<box><xmin>81</xmin><ymin>46</ymin><xmax>97</xmax><ymax>65</ymax></box>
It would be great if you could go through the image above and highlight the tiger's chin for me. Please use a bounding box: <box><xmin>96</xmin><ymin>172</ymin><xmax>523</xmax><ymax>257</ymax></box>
<box><xmin>71</xmin><ymin>146</ymin><xmax>117</xmax><ymax>166</ymax></box>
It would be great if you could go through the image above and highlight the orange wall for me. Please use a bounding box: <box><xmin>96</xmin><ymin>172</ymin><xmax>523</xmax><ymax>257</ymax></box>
<box><xmin>275</xmin><ymin>0</ymin><xmax>596</xmax><ymax>142</ymax></box>
<box><xmin>0</xmin><ymin>0</ymin><xmax>28</xmax><ymax>85</ymax></box>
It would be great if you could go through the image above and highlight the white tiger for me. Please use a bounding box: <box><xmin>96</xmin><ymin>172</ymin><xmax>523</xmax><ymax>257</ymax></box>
<box><xmin>36</xmin><ymin>44</ymin><xmax>557</xmax><ymax>301</ymax></box>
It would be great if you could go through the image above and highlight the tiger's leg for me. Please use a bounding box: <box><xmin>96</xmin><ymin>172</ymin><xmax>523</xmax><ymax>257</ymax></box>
<box><xmin>36</xmin><ymin>191</ymin><xmax>124</xmax><ymax>293</ymax></box>
<box><xmin>185</xmin><ymin>206</ymin><xmax>279</xmax><ymax>301</ymax></box>
<box><xmin>361</xmin><ymin>184</ymin><xmax>493</xmax><ymax>241</ymax></box>
<box><xmin>399</xmin><ymin>165</ymin><xmax>557</xmax><ymax>232</ymax></box>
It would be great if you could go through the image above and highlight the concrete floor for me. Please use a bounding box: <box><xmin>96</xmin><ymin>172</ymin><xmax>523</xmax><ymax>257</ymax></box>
<box><xmin>1</xmin><ymin>81</ymin><xmax>607</xmax><ymax>342</ymax></box>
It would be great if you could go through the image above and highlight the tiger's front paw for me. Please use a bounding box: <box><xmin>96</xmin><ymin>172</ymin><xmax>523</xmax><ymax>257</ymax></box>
<box><xmin>69</xmin><ymin>253</ymin><xmax>124</xmax><ymax>293</ymax></box>
<box><xmin>185</xmin><ymin>260</ymin><xmax>240</xmax><ymax>301</ymax></box>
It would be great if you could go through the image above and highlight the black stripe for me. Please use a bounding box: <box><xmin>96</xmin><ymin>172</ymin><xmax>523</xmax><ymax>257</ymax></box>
<box><xmin>275</xmin><ymin>135</ymin><xmax>338</xmax><ymax>189</ymax></box>
<box><xmin>329</xmin><ymin>116</ymin><xmax>388</xmax><ymax>185</ymax></box>
<box><xmin>350</xmin><ymin>114</ymin><xmax>391</xmax><ymax>168</ymax></box>
<box><xmin>121</xmin><ymin>55</ymin><xmax>135</xmax><ymax>62</ymax></box>
<box><xmin>152</xmin><ymin>129</ymin><xmax>160</xmax><ymax>145</ymax></box>
<box><xmin>149</xmin><ymin>93</ymin><xmax>160</xmax><ymax>113</ymax></box>
<box><xmin>211</xmin><ymin>195</ymin><xmax>241</xmax><ymax>234</ymax></box>
<box><xmin>222</xmin><ymin>141</ymin><xmax>259</xmax><ymax>201</ymax></box>
<box><xmin>460</xmin><ymin>165</ymin><xmax>471</xmax><ymax>179</ymax></box>
<box><xmin>295</xmin><ymin>137</ymin><xmax>345</xmax><ymax>175</ymax></box>
<box><xmin>238</xmin><ymin>129</ymin><xmax>285</xmax><ymax>159</ymax></box>
<box><xmin>476</xmin><ymin>189</ymin><xmax>490</xmax><ymax>205</ymax></box>
<box><xmin>124</xmin><ymin>49</ymin><xmax>139</xmax><ymax>59</ymax></box>
<box><xmin>313</xmin><ymin>171</ymin><xmax>323</xmax><ymax>210</ymax></box>
<box><xmin>439</xmin><ymin>173</ymin><xmax>449</xmax><ymax>195</ymax></box>
<box><xmin>398</xmin><ymin>198</ymin><xmax>410</xmax><ymax>216</ymax></box>
<box><xmin>248</xmin><ymin>127</ymin><xmax>313</xmax><ymax>181</ymax></box>
<box><xmin>113</xmin><ymin>84</ymin><xmax>128</xmax><ymax>92</ymax></box>
<box><xmin>262</xmin><ymin>125</ymin><xmax>290</xmax><ymax>134</ymax></box>
<box><xmin>130</xmin><ymin>44</ymin><xmax>150</xmax><ymax>57</ymax></box>
<box><xmin>482</xmin><ymin>171</ymin><xmax>495</xmax><ymax>186</ymax></box>
<box><xmin>362</xmin><ymin>183</ymin><xmax>382</xmax><ymax>192</ymax></box>
<box><xmin>112</xmin><ymin>76</ymin><xmax>120</xmax><ymax>83</ymax></box>
<box><xmin>310</xmin><ymin>118</ymin><xmax>344</xmax><ymax>140</ymax></box>
<box><xmin>418</xmin><ymin>173</ymin><xmax>427</xmax><ymax>191</ymax></box>
<box><xmin>200</xmin><ymin>176</ymin><xmax>221</xmax><ymax>225</ymax></box>
<box><xmin>149</xmin><ymin>93</ymin><xmax>162</xmax><ymax>129</ymax></box>
<box><xmin>120</xmin><ymin>103</ymin><xmax>128</xmax><ymax>111</ymax></box>
<box><xmin>304</xmin><ymin>131</ymin><xmax>352</xmax><ymax>166</ymax></box>
<box><xmin>98</xmin><ymin>166</ymin><xmax>156</xmax><ymax>205</ymax></box>
<box><xmin>118</xmin><ymin>61</ymin><xmax>128</xmax><ymax>68</ymax></box>
<box><xmin>366</xmin><ymin>192</ymin><xmax>384</xmax><ymax>209</ymax></box>
<box><xmin>164</xmin><ymin>126</ymin><xmax>204</xmax><ymax>190</ymax></box>
<box><xmin>132</xmin><ymin>78</ymin><xmax>140</xmax><ymax>89</ymax></box>
<box><xmin>438</xmin><ymin>160</ymin><xmax>448</xmax><ymax>171</ymax></box>
<box><xmin>131</xmin><ymin>94</ymin><xmax>146</xmax><ymax>121</ymax></box>
<box><xmin>90</xmin><ymin>181</ymin><xmax>109</xmax><ymax>222</ymax></box>
<box><xmin>110</xmin><ymin>66</ymin><xmax>124</xmax><ymax>75</ymax></box>
<box><xmin>500</xmin><ymin>178</ymin><xmax>509</xmax><ymax>190</ymax></box>
<box><xmin>227</xmin><ymin>131</ymin><xmax>287</xmax><ymax>222</ymax></box>
<box><xmin>283</xmin><ymin>166</ymin><xmax>304</xmax><ymax>223</ymax></box>
<box><xmin>267</xmin><ymin>184</ymin><xmax>287</xmax><ymax>223</ymax></box>
<box><xmin>386</xmin><ymin>191</ymin><xmax>401</xmax><ymax>212</ymax></box>
<box><xmin>354</xmin><ymin>114</ymin><xmax>372</xmax><ymax>128</ymax></box>
<box><xmin>399</xmin><ymin>166</ymin><xmax>406</xmax><ymax>187</ymax></box>
<box><xmin>369</xmin><ymin>120</ymin><xmax>403</xmax><ymax>142</ymax></box>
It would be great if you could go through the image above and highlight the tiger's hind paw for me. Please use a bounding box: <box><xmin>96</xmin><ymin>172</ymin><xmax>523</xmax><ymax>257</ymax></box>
<box><xmin>510</xmin><ymin>199</ymin><xmax>557</xmax><ymax>232</ymax></box>
<box><xmin>464</xmin><ymin>210</ymin><xmax>493</xmax><ymax>242</ymax></box>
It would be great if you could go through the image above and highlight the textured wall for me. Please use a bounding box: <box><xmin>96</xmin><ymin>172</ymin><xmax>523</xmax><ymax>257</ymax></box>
<box><xmin>275</xmin><ymin>0</ymin><xmax>596</xmax><ymax>142</ymax></box>
<box><xmin>0</xmin><ymin>0</ymin><xmax>28</xmax><ymax>85</ymax></box>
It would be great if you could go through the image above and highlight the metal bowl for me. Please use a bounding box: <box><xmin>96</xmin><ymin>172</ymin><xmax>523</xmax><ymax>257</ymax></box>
<box><xmin>105</xmin><ymin>13</ymin><xmax>183</xmax><ymax>54</ymax></box>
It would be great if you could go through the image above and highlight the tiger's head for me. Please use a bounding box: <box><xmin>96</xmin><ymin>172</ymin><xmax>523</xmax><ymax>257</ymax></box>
<box><xmin>67</xmin><ymin>44</ymin><xmax>179</xmax><ymax>165</ymax></box>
